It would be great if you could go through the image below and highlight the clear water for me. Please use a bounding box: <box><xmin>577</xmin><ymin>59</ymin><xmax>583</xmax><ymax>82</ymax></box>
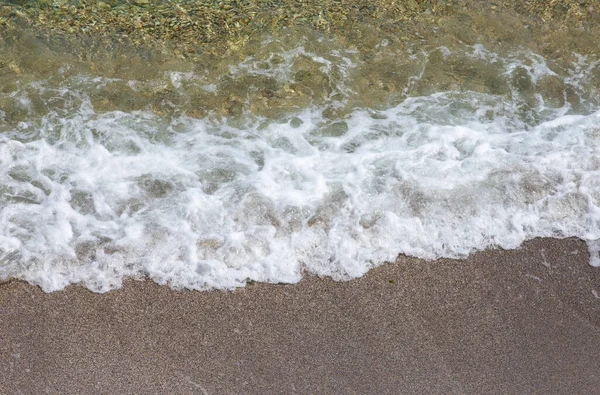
<box><xmin>1</xmin><ymin>8</ymin><xmax>600</xmax><ymax>292</ymax></box>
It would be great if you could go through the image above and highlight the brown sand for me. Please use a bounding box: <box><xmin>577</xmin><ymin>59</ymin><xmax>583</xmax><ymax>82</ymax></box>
<box><xmin>1</xmin><ymin>237</ymin><xmax>599</xmax><ymax>394</ymax></box>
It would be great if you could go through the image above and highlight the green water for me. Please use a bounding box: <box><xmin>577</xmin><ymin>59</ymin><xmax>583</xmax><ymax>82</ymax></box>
<box><xmin>2</xmin><ymin>1</ymin><xmax>599</xmax><ymax>127</ymax></box>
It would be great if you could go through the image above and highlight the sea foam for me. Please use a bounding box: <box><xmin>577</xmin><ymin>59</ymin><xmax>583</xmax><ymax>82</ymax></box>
<box><xmin>1</xmin><ymin>43</ymin><xmax>599</xmax><ymax>292</ymax></box>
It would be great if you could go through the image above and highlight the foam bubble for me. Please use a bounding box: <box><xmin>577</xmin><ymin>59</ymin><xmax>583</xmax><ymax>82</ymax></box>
<box><xmin>1</xmin><ymin>44</ymin><xmax>599</xmax><ymax>292</ymax></box>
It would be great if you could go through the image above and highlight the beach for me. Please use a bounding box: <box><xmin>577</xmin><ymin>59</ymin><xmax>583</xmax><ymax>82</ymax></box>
<box><xmin>2</xmin><ymin>1</ymin><xmax>600</xmax><ymax>392</ymax></box>
<box><xmin>2</xmin><ymin>237</ymin><xmax>599</xmax><ymax>393</ymax></box>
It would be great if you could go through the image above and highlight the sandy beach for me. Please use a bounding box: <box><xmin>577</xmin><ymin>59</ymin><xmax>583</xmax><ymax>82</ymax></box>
<box><xmin>1</xmin><ymin>237</ymin><xmax>599</xmax><ymax>393</ymax></box>
<box><xmin>2</xmin><ymin>1</ymin><xmax>600</xmax><ymax>393</ymax></box>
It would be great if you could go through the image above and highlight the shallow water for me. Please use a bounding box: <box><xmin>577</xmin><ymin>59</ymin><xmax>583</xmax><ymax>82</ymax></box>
<box><xmin>1</xmin><ymin>3</ymin><xmax>600</xmax><ymax>291</ymax></box>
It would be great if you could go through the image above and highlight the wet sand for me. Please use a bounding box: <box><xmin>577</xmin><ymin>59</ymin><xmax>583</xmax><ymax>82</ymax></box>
<box><xmin>1</xmin><ymin>237</ymin><xmax>599</xmax><ymax>394</ymax></box>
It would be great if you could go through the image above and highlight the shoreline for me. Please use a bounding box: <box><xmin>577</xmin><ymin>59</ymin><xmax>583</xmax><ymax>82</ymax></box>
<box><xmin>2</xmin><ymin>237</ymin><xmax>599</xmax><ymax>393</ymax></box>
<box><xmin>1</xmin><ymin>2</ymin><xmax>600</xmax><ymax>392</ymax></box>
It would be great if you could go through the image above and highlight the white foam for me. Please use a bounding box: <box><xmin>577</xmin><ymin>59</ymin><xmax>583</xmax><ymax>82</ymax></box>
<box><xmin>1</xmin><ymin>44</ymin><xmax>599</xmax><ymax>292</ymax></box>
<box><xmin>588</xmin><ymin>240</ymin><xmax>600</xmax><ymax>267</ymax></box>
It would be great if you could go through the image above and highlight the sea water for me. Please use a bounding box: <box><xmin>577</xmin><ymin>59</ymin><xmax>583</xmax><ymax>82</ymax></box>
<box><xmin>1</xmin><ymin>14</ymin><xmax>600</xmax><ymax>292</ymax></box>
